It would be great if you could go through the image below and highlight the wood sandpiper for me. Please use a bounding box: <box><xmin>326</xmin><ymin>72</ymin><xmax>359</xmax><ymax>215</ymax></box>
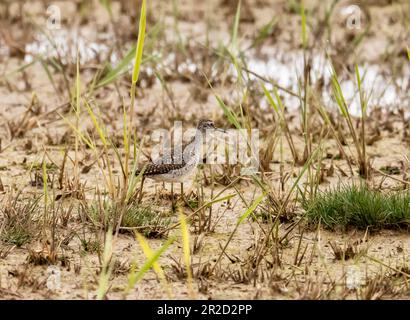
<box><xmin>135</xmin><ymin>119</ymin><xmax>226</xmax><ymax>205</ymax></box>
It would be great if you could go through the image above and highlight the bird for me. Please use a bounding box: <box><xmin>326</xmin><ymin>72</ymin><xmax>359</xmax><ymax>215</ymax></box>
<box><xmin>135</xmin><ymin>119</ymin><xmax>226</xmax><ymax>206</ymax></box>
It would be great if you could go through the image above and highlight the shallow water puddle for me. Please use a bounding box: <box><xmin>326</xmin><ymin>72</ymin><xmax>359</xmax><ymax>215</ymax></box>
<box><xmin>2</xmin><ymin>29</ymin><xmax>409</xmax><ymax>117</ymax></box>
<box><xmin>246</xmin><ymin>49</ymin><xmax>410</xmax><ymax>116</ymax></box>
<box><xmin>23</xmin><ymin>29</ymin><xmax>114</xmax><ymax>65</ymax></box>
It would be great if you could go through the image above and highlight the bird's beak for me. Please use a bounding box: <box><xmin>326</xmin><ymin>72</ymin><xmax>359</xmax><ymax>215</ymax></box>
<box><xmin>215</xmin><ymin>128</ymin><xmax>227</xmax><ymax>133</ymax></box>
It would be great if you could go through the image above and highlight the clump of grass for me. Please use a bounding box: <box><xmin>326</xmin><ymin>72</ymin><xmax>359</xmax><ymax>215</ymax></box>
<box><xmin>87</xmin><ymin>200</ymin><xmax>171</xmax><ymax>238</ymax></box>
<box><xmin>79</xmin><ymin>237</ymin><xmax>101</xmax><ymax>255</ymax></box>
<box><xmin>304</xmin><ymin>185</ymin><xmax>410</xmax><ymax>230</ymax></box>
<box><xmin>121</xmin><ymin>203</ymin><xmax>171</xmax><ymax>237</ymax></box>
<box><xmin>1</xmin><ymin>226</ymin><xmax>32</xmax><ymax>247</ymax></box>
<box><xmin>0</xmin><ymin>193</ymin><xmax>41</xmax><ymax>247</ymax></box>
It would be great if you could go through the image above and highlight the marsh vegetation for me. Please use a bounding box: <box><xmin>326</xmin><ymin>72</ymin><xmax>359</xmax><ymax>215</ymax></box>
<box><xmin>0</xmin><ymin>0</ymin><xmax>409</xmax><ymax>299</ymax></box>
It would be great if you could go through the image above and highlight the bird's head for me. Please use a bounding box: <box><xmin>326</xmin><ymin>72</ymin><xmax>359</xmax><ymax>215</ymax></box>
<box><xmin>197</xmin><ymin>119</ymin><xmax>226</xmax><ymax>133</ymax></box>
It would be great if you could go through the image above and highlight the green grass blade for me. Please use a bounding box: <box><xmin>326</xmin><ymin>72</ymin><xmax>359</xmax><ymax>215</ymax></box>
<box><xmin>300</xmin><ymin>2</ymin><xmax>308</xmax><ymax>48</ymax></box>
<box><xmin>135</xmin><ymin>232</ymin><xmax>173</xmax><ymax>298</ymax></box>
<box><xmin>99</xmin><ymin>0</ymin><xmax>112</xmax><ymax>16</ymax></box>
<box><xmin>251</xmin><ymin>18</ymin><xmax>277</xmax><ymax>48</ymax></box>
<box><xmin>75</xmin><ymin>50</ymin><xmax>81</xmax><ymax>114</ymax></box>
<box><xmin>58</xmin><ymin>113</ymin><xmax>95</xmax><ymax>150</ymax></box>
<box><xmin>262</xmin><ymin>84</ymin><xmax>279</xmax><ymax>113</ymax></box>
<box><xmin>238</xmin><ymin>193</ymin><xmax>265</xmax><ymax>225</ymax></box>
<box><xmin>84</xmin><ymin>100</ymin><xmax>108</xmax><ymax>148</ymax></box>
<box><xmin>215</xmin><ymin>95</ymin><xmax>241</xmax><ymax>129</ymax></box>
<box><xmin>96</xmin><ymin>45</ymin><xmax>136</xmax><ymax>88</ymax></box>
<box><xmin>1</xmin><ymin>60</ymin><xmax>37</xmax><ymax>80</ymax></box>
<box><xmin>231</xmin><ymin>0</ymin><xmax>241</xmax><ymax>50</ymax></box>
<box><xmin>179</xmin><ymin>208</ymin><xmax>194</xmax><ymax>297</ymax></box>
<box><xmin>132</xmin><ymin>0</ymin><xmax>147</xmax><ymax>84</ymax></box>
<box><xmin>127</xmin><ymin>236</ymin><xmax>175</xmax><ymax>290</ymax></box>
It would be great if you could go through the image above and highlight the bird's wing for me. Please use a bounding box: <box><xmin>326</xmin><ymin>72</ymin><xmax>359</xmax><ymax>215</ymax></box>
<box><xmin>135</xmin><ymin>162</ymin><xmax>187</xmax><ymax>176</ymax></box>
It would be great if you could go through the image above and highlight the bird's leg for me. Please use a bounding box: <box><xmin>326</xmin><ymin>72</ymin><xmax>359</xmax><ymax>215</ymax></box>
<box><xmin>154</xmin><ymin>184</ymin><xmax>160</xmax><ymax>202</ymax></box>
<box><xmin>180</xmin><ymin>182</ymin><xmax>184</xmax><ymax>201</ymax></box>
<box><xmin>138</xmin><ymin>176</ymin><xmax>145</xmax><ymax>204</ymax></box>
<box><xmin>179</xmin><ymin>182</ymin><xmax>190</xmax><ymax>207</ymax></box>
<box><xmin>171</xmin><ymin>182</ymin><xmax>176</xmax><ymax>212</ymax></box>
<box><xmin>157</xmin><ymin>182</ymin><xmax>166</xmax><ymax>200</ymax></box>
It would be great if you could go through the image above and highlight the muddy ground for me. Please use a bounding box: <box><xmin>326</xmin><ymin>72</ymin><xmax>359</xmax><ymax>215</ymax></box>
<box><xmin>0</xmin><ymin>0</ymin><xmax>409</xmax><ymax>299</ymax></box>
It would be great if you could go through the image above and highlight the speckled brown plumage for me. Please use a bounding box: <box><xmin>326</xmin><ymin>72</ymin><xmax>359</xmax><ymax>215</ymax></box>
<box><xmin>135</xmin><ymin>162</ymin><xmax>187</xmax><ymax>176</ymax></box>
<box><xmin>134</xmin><ymin>119</ymin><xmax>224</xmax><ymax>182</ymax></box>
